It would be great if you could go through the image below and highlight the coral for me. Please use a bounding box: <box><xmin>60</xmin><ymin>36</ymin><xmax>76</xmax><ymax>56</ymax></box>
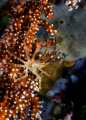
<box><xmin>65</xmin><ymin>0</ymin><xmax>81</xmax><ymax>11</ymax></box>
<box><xmin>0</xmin><ymin>0</ymin><xmax>64</xmax><ymax>119</ymax></box>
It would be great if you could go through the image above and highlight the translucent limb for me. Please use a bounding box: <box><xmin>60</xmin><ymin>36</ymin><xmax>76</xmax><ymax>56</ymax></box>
<box><xmin>39</xmin><ymin>69</ymin><xmax>50</xmax><ymax>77</ymax></box>
<box><xmin>33</xmin><ymin>71</ymin><xmax>41</xmax><ymax>89</ymax></box>
<box><xmin>13</xmin><ymin>68</ymin><xmax>28</xmax><ymax>82</ymax></box>
<box><xmin>23</xmin><ymin>23</ymin><xmax>34</xmax><ymax>60</ymax></box>
<box><xmin>32</xmin><ymin>38</ymin><xmax>41</xmax><ymax>59</ymax></box>
<box><xmin>41</xmin><ymin>47</ymin><xmax>49</xmax><ymax>60</ymax></box>
<box><xmin>23</xmin><ymin>40</ymin><xmax>30</xmax><ymax>60</ymax></box>
<box><xmin>32</xmin><ymin>48</ymin><xmax>39</xmax><ymax>59</ymax></box>
<box><xmin>10</xmin><ymin>53</ymin><xmax>25</xmax><ymax>64</ymax></box>
<box><xmin>9</xmin><ymin>63</ymin><xmax>24</xmax><ymax>67</ymax></box>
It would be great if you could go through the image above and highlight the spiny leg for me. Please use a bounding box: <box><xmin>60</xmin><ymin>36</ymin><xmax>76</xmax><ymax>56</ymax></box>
<box><xmin>53</xmin><ymin>35</ymin><xmax>63</xmax><ymax>60</ymax></box>
<box><xmin>23</xmin><ymin>23</ymin><xmax>35</xmax><ymax>60</ymax></box>
<box><xmin>45</xmin><ymin>50</ymin><xmax>61</xmax><ymax>63</ymax></box>
<box><xmin>45</xmin><ymin>36</ymin><xmax>61</xmax><ymax>62</ymax></box>
<box><xmin>8</xmin><ymin>63</ymin><xmax>24</xmax><ymax>67</ymax></box>
<box><xmin>42</xmin><ymin>35</ymin><xmax>57</xmax><ymax>60</ymax></box>
<box><xmin>32</xmin><ymin>50</ymin><xmax>38</xmax><ymax>59</ymax></box>
<box><xmin>13</xmin><ymin>68</ymin><xmax>28</xmax><ymax>82</ymax></box>
<box><xmin>37</xmin><ymin>76</ymin><xmax>41</xmax><ymax>90</ymax></box>
<box><xmin>23</xmin><ymin>37</ymin><xmax>30</xmax><ymax>60</ymax></box>
<box><xmin>39</xmin><ymin>69</ymin><xmax>50</xmax><ymax>77</ymax></box>
<box><xmin>10</xmin><ymin>53</ymin><xmax>25</xmax><ymax>64</ymax></box>
<box><xmin>41</xmin><ymin>47</ymin><xmax>49</xmax><ymax>61</ymax></box>
<box><xmin>33</xmin><ymin>71</ymin><xmax>42</xmax><ymax>89</ymax></box>
<box><xmin>32</xmin><ymin>42</ymin><xmax>41</xmax><ymax>59</ymax></box>
<box><xmin>43</xmin><ymin>41</ymin><xmax>57</xmax><ymax>63</ymax></box>
<box><xmin>53</xmin><ymin>36</ymin><xmax>57</xmax><ymax>52</ymax></box>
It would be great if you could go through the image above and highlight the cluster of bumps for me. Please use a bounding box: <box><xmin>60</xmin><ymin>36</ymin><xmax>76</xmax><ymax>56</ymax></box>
<box><xmin>0</xmin><ymin>0</ymin><xmax>81</xmax><ymax>119</ymax></box>
<box><xmin>0</xmin><ymin>0</ymin><xmax>62</xmax><ymax>119</ymax></box>
<box><xmin>65</xmin><ymin>0</ymin><xmax>81</xmax><ymax>11</ymax></box>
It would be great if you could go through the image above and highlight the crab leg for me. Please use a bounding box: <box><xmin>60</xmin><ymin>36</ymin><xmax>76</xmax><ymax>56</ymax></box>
<box><xmin>8</xmin><ymin>63</ymin><xmax>24</xmax><ymax>67</ymax></box>
<box><xmin>41</xmin><ymin>47</ymin><xmax>49</xmax><ymax>60</ymax></box>
<box><xmin>23</xmin><ymin>23</ymin><xmax>34</xmax><ymax>60</ymax></box>
<box><xmin>13</xmin><ymin>68</ymin><xmax>28</xmax><ymax>82</ymax></box>
<box><xmin>33</xmin><ymin>71</ymin><xmax>42</xmax><ymax>89</ymax></box>
<box><xmin>40</xmin><ymin>69</ymin><xmax>50</xmax><ymax>77</ymax></box>
<box><xmin>10</xmin><ymin>53</ymin><xmax>25</xmax><ymax>64</ymax></box>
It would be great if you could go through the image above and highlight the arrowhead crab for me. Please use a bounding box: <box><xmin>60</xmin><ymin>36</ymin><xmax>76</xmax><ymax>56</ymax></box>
<box><xmin>8</xmin><ymin>23</ymin><xmax>63</xmax><ymax>89</ymax></box>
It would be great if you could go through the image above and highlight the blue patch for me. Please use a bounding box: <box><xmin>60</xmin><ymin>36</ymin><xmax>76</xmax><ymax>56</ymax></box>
<box><xmin>71</xmin><ymin>75</ymin><xmax>78</xmax><ymax>83</ymax></box>
<box><xmin>53</xmin><ymin>78</ymin><xmax>68</xmax><ymax>90</ymax></box>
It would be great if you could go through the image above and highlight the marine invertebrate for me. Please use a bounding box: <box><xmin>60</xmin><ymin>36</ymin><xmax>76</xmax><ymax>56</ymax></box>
<box><xmin>65</xmin><ymin>0</ymin><xmax>81</xmax><ymax>11</ymax></box>
<box><xmin>0</xmin><ymin>76</ymin><xmax>42</xmax><ymax>120</ymax></box>
<box><xmin>8</xmin><ymin>23</ymin><xmax>60</xmax><ymax>89</ymax></box>
<box><xmin>0</xmin><ymin>0</ymin><xmax>63</xmax><ymax>119</ymax></box>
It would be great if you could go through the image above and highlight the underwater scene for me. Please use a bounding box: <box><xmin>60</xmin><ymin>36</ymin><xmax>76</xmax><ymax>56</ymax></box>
<box><xmin>0</xmin><ymin>0</ymin><xmax>86</xmax><ymax>120</ymax></box>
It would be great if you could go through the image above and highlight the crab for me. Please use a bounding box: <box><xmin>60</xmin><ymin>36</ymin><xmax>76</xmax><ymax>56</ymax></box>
<box><xmin>8</xmin><ymin>23</ymin><xmax>63</xmax><ymax>89</ymax></box>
